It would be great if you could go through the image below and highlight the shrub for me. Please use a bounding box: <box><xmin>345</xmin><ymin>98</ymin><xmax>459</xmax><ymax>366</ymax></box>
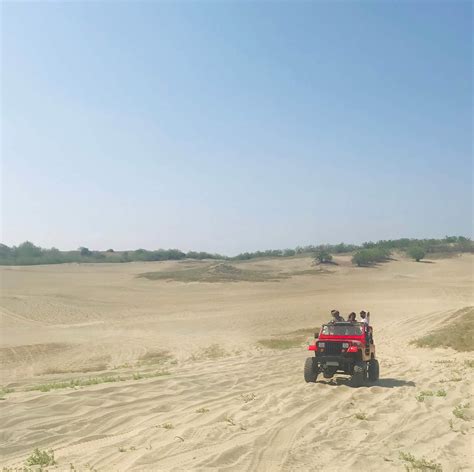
<box><xmin>352</xmin><ymin>248</ymin><xmax>391</xmax><ymax>266</ymax></box>
<box><xmin>314</xmin><ymin>249</ymin><xmax>333</xmax><ymax>264</ymax></box>
<box><xmin>407</xmin><ymin>246</ymin><xmax>426</xmax><ymax>262</ymax></box>
<box><xmin>26</xmin><ymin>448</ymin><xmax>56</xmax><ymax>467</ymax></box>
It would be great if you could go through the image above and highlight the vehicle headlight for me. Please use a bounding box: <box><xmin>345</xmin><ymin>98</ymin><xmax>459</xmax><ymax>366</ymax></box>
<box><xmin>342</xmin><ymin>342</ymin><xmax>349</xmax><ymax>348</ymax></box>
<box><xmin>318</xmin><ymin>342</ymin><xmax>325</xmax><ymax>348</ymax></box>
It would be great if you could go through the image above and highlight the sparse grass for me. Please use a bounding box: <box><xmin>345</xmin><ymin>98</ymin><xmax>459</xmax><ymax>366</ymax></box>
<box><xmin>195</xmin><ymin>407</ymin><xmax>209</xmax><ymax>413</ymax></box>
<box><xmin>0</xmin><ymin>387</ymin><xmax>13</xmax><ymax>399</ymax></box>
<box><xmin>435</xmin><ymin>389</ymin><xmax>447</xmax><ymax>397</ymax></box>
<box><xmin>191</xmin><ymin>344</ymin><xmax>228</xmax><ymax>360</ymax></box>
<box><xmin>411</xmin><ymin>307</ymin><xmax>473</xmax><ymax>352</ymax></box>
<box><xmin>354</xmin><ymin>411</ymin><xmax>367</xmax><ymax>420</ymax></box>
<box><xmin>258</xmin><ymin>338</ymin><xmax>303</xmax><ymax>350</ymax></box>
<box><xmin>241</xmin><ymin>392</ymin><xmax>256</xmax><ymax>403</ymax></box>
<box><xmin>464</xmin><ymin>359</ymin><xmax>474</xmax><ymax>368</ymax></box>
<box><xmin>452</xmin><ymin>402</ymin><xmax>470</xmax><ymax>420</ymax></box>
<box><xmin>161</xmin><ymin>422</ymin><xmax>174</xmax><ymax>430</ymax></box>
<box><xmin>28</xmin><ymin>370</ymin><xmax>170</xmax><ymax>393</ymax></box>
<box><xmin>138</xmin><ymin>349</ymin><xmax>172</xmax><ymax>364</ymax></box>
<box><xmin>42</xmin><ymin>363</ymin><xmax>108</xmax><ymax>375</ymax></box>
<box><xmin>29</xmin><ymin>375</ymin><xmax>126</xmax><ymax>392</ymax></box>
<box><xmin>224</xmin><ymin>415</ymin><xmax>235</xmax><ymax>426</ymax></box>
<box><xmin>26</xmin><ymin>448</ymin><xmax>56</xmax><ymax>467</ymax></box>
<box><xmin>438</xmin><ymin>376</ymin><xmax>462</xmax><ymax>383</ymax></box>
<box><xmin>399</xmin><ymin>451</ymin><xmax>442</xmax><ymax>471</ymax></box>
<box><xmin>416</xmin><ymin>390</ymin><xmax>435</xmax><ymax>402</ymax></box>
<box><xmin>138</xmin><ymin>263</ymin><xmax>284</xmax><ymax>283</ymax></box>
<box><xmin>132</xmin><ymin>370</ymin><xmax>170</xmax><ymax>380</ymax></box>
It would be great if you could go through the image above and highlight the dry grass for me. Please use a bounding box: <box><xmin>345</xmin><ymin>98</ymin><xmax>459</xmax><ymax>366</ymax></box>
<box><xmin>29</xmin><ymin>370</ymin><xmax>170</xmax><ymax>392</ymax></box>
<box><xmin>258</xmin><ymin>338</ymin><xmax>303</xmax><ymax>350</ymax></box>
<box><xmin>138</xmin><ymin>263</ymin><xmax>284</xmax><ymax>283</ymax></box>
<box><xmin>399</xmin><ymin>451</ymin><xmax>442</xmax><ymax>471</ymax></box>
<box><xmin>190</xmin><ymin>344</ymin><xmax>228</xmax><ymax>360</ymax></box>
<box><xmin>452</xmin><ymin>402</ymin><xmax>470</xmax><ymax>421</ymax></box>
<box><xmin>138</xmin><ymin>349</ymin><xmax>172</xmax><ymax>365</ymax></box>
<box><xmin>411</xmin><ymin>307</ymin><xmax>473</xmax><ymax>352</ymax></box>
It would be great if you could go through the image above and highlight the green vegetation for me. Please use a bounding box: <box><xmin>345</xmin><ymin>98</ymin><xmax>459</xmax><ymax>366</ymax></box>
<box><xmin>2</xmin><ymin>236</ymin><xmax>471</xmax><ymax>266</ymax></box>
<box><xmin>411</xmin><ymin>307</ymin><xmax>473</xmax><ymax>352</ymax></box>
<box><xmin>352</xmin><ymin>247</ymin><xmax>392</xmax><ymax>266</ymax></box>
<box><xmin>313</xmin><ymin>249</ymin><xmax>333</xmax><ymax>264</ymax></box>
<box><xmin>452</xmin><ymin>402</ymin><xmax>470</xmax><ymax>420</ymax></box>
<box><xmin>139</xmin><ymin>263</ymin><xmax>284</xmax><ymax>283</ymax></box>
<box><xmin>28</xmin><ymin>370</ymin><xmax>170</xmax><ymax>392</ymax></box>
<box><xmin>26</xmin><ymin>448</ymin><xmax>56</xmax><ymax>467</ymax></box>
<box><xmin>354</xmin><ymin>411</ymin><xmax>368</xmax><ymax>420</ymax></box>
<box><xmin>407</xmin><ymin>246</ymin><xmax>426</xmax><ymax>262</ymax></box>
<box><xmin>196</xmin><ymin>407</ymin><xmax>210</xmax><ymax>413</ymax></box>
<box><xmin>0</xmin><ymin>387</ymin><xmax>13</xmax><ymax>400</ymax></box>
<box><xmin>399</xmin><ymin>451</ymin><xmax>442</xmax><ymax>471</ymax></box>
<box><xmin>415</xmin><ymin>389</ymin><xmax>446</xmax><ymax>402</ymax></box>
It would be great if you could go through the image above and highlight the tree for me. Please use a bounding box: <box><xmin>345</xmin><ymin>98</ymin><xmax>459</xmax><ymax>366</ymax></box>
<box><xmin>79</xmin><ymin>247</ymin><xmax>92</xmax><ymax>256</ymax></box>
<box><xmin>314</xmin><ymin>249</ymin><xmax>333</xmax><ymax>264</ymax></box>
<box><xmin>407</xmin><ymin>246</ymin><xmax>426</xmax><ymax>262</ymax></box>
<box><xmin>16</xmin><ymin>241</ymin><xmax>42</xmax><ymax>259</ymax></box>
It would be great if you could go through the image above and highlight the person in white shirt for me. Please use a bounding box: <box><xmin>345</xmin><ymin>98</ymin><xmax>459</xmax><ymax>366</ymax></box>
<box><xmin>359</xmin><ymin>310</ymin><xmax>370</xmax><ymax>325</ymax></box>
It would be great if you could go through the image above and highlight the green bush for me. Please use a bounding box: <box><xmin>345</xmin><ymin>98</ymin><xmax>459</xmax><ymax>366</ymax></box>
<box><xmin>352</xmin><ymin>248</ymin><xmax>391</xmax><ymax>266</ymax></box>
<box><xmin>407</xmin><ymin>246</ymin><xmax>426</xmax><ymax>261</ymax></box>
<box><xmin>314</xmin><ymin>249</ymin><xmax>333</xmax><ymax>264</ymax></box>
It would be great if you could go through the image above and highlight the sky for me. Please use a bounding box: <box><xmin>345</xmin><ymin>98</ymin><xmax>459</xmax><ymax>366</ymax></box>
<box><xmin>1</xmin><ymin>1</ymin><xmax>472</xmax><ymax>255</ymax></box>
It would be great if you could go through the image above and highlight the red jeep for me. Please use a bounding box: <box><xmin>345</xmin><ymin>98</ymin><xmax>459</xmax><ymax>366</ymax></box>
<box><xmin>304</xmin><ymin>322</ymin><xmax>379</xmax><ymax>387</ymax></box>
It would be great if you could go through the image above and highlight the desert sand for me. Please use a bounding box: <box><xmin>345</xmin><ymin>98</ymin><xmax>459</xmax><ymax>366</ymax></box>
<box><xmin>0</xmin><ymin>254</ymin><xmax>473</xmax><ymax>471</ymax></box>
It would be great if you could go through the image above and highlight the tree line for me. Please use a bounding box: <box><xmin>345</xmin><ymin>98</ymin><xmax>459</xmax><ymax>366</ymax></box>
<box><xmin>0</xmin><ymin>236</ymin><xmax>472</xmax><ymax>266</ymax></box>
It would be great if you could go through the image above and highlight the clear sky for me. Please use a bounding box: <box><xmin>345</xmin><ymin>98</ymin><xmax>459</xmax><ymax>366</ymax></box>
<box><xmin>1</xmin><ymin>1</ymin><xmax>472</xmax><ymax>254</ymax></box>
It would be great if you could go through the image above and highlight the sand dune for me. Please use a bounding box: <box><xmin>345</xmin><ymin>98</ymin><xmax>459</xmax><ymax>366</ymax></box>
<box><xmin>1</xmin><ymin>254</ymin><xmax>473</xmax><ymax>471</ymax></box>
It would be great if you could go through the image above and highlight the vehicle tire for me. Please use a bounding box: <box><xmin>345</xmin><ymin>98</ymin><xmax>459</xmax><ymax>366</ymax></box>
<box><xmin>350</xmin><ymin>362</ymin><xmax>366</xmax><ymax>388</ymax></box>
<box><xmin>304</xmin><ymin>357</ymin><xmax>318</xmax><ymax>383</ymax></box>
<box><xmin>368</xmin><ymin>359</ymin><xmax>379</xmax><ymax>382</ymax></box>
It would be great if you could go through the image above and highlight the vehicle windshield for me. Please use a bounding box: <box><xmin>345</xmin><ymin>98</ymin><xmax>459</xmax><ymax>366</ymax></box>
<box><xmin>321</xmin><ymin>324</ymin><xmax>363</xmax><ymax>336</ymax></box>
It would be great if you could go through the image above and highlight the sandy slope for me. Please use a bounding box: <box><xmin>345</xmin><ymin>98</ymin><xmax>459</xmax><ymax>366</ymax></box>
<box><xmin>0</xmin><ymin>254</ymin><xmax>473</xmax><ymax>471</ymax></box>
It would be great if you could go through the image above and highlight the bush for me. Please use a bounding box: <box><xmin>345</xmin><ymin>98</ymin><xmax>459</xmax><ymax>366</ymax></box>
<box><xmin>314</xmin><ymin>249</ymin><xmax>333</xmax><ymax>264</ymax></box>
<box><xmin>79</xmin><ymin>247</ymin><xmax>92</xmax><ymax>256</ymax></box>
<box><xmin>407</xmin><ymin>246</ymin><xmax>426</xmax><ymax>262</ymax></box>
<box><xmin>352</xmin><ymin>248</ymin><xmax>391</xmax><ymax>266</ymax></box>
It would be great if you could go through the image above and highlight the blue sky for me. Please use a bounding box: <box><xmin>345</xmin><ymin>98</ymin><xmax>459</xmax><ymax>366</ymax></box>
<box><xmin>1</xmin><ymin>1</ymin><xmax>472</xmax><ymax>254</ymax></box>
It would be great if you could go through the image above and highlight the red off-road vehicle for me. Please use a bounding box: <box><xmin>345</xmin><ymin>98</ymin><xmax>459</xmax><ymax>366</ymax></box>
<box><xmin>304</xmin><ymin>322</ymin><xmax>379</xmax><ymax>387</ymax></box>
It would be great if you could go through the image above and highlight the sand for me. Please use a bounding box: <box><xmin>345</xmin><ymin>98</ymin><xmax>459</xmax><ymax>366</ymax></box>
<box><xmin>0</xmin><ymin>254</ymin><xmax>473</xmax><ymax>471</ymax></box>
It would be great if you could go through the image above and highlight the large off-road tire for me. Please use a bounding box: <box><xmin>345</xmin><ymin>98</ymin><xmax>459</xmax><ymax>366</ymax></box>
<box><xmin>368</xmin><ymin>359</ymin><xmax>379</xmax><ymax>382</ymax></box>
<box><xmin>304</xmin><ymin>357</ymin><xmax>318</xmax><ymax>383</ymax></box>
<box><xmin>350</xmin><ymin>361</ymin><xmax>366</xmax><ymax>388</ymax></box>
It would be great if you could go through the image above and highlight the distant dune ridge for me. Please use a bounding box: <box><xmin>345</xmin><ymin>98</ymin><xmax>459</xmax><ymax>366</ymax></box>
<box><xmin>0</xmin><ymin>253</ymin><xmax>473</xmax><ymax>471</ymax></box>
<box><xmin>0</xmin><ymin>236</ymin><xmax>472</xmax><ymax>266</ymax></box>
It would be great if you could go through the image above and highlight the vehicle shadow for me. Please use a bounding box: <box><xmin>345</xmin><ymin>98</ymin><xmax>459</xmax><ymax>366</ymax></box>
<box><xmin>317</xmin><ymin>377</ymin><xmax>416</xmax><ymax>388</ymax></box>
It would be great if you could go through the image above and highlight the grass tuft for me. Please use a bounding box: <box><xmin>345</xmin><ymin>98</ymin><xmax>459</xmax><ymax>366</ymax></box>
<box><xmin>354</xmin><ymin>411</ymin><xmax>368</xmax><ymax>420</ymax></box>
<box><xmin>26</xmin><ymin>448</ymin><xmax>56</xmax><ymax>467</ymax></box>
<box><xmin>452</xmin><ymin>402</ymin><xmax>470</xmax><ymax>420</ymax></box>
<box><xmin>195</xmin><ymin>407</ymin><xmax>209</xmax><ymax>413</ymax></box>
<box><xmin>399</xmin><ymin>451</ymin><xmax>442</xmax><ymax>471</ymax></box>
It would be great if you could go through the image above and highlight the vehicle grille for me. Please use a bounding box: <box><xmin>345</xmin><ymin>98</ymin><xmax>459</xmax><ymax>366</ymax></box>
<box><xmin>324</xmin><ymin>342</ymin><xmax>343</xmax><ymax>355</ymax></box>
